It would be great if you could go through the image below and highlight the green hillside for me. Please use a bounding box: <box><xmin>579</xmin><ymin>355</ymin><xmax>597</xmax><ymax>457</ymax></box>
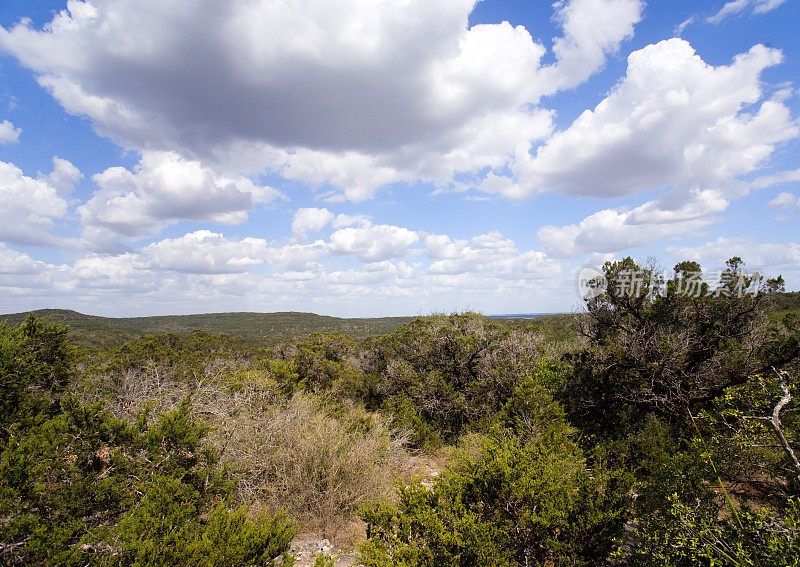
<box><xmin>3</xmin><ymin>290</ymin><xmax>793</xmax><ymax>349</ymax></box>
<box><xmin>0</xmin><ymin>309</ymin><xmax>416</xmax><ymax>348</ymax></box>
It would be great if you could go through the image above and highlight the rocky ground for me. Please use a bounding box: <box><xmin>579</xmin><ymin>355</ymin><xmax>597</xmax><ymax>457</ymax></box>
<box><xmin>289</xmin><ymin>537</ymin><xmax>356</xmax><ymax>567</ymax></box>
<box><xmin>281</xmin><ymin>454</ymin><xmax>443</xmax><ymax>566</ymax></box>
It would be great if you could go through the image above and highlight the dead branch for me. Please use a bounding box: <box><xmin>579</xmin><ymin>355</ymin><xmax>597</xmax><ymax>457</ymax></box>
<box><xmin>771</xmin><ymin>367</ymin><xmax>800</xmax><ymax>482</ymax></box>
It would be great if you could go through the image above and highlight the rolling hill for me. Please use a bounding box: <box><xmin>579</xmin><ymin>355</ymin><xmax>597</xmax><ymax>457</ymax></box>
<box><xmin>0</xmin><ymin>309</ymin><xmax>418</xmax><ymax>348</ymax></box>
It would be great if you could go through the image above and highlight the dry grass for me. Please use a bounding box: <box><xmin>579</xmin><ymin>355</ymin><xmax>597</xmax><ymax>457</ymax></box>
<box><xmin>77</xmin><ymin>357</ymin><xmax>407</xmax><ymax>536</ymax></box>
<box><xmin>216</xmin><ymin>393</ymin><xmax>406</xmax><ymax>535</ymax></box>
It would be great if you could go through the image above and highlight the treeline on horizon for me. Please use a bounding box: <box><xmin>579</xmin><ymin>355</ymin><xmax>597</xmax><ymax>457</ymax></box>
<box><xmin>1</xmin><ymin>256</ymin><xmax>799</xmax><ymax>566</ymax></box>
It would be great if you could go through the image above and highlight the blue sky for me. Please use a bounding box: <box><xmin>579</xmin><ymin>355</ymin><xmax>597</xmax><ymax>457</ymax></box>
<box><xmin>0</xmin><ymin>0</ymin><xmax>798</xmax><ymax>317</ymax></box>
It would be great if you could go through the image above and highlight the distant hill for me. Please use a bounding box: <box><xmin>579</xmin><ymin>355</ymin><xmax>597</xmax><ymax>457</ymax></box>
<box><xmin>0</xmin><ymin>309</ymin><xmax>417</xmax><ymax>348</ymax></box>
<box><xmin>492</xmin><ymin>313</ymin><xmax>581</xmax><ymax>343</ymax></box>
<box><xmin>8</xmin><ymin>291</ymin><xmax>792</xmax><ymax>349</ymax></box>
<box><xmin>487</xmin><ymin>313</ymin><xmax>556</xmax><ymax>319</ymax></box>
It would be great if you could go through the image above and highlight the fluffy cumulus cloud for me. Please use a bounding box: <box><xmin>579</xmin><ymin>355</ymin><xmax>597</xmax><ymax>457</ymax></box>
<box><xmin>40</xmin><ymin>157</ymin><xmax>83</xmax><ymax>195</ymax></box>
<box><xmin>142</xmin><ymin>230</ymin><xmax>269</xmax><ymax>274</ymax></box>
<box><xmin>277</xmin><ymin>106</ymin><xmax>555</xmax><ymax>201</ymax></box>
<box><xmin>268</xmin><ymin>241</ymin><xmax>329</xmax><ymax>274</ymax></box>
<box><xmin>538</xmin><ymin>0</ymin><xmax>643</xmax><ymax>91</ymax></box>
<box><xmin>329</xmin><ymin>223</ymin><xmax>420</xmax><ymax>262</ymax></box>
<box><xmin>538</xmin><ymin>188</ymin><xmax>729</xmax><ymax>257</ymax></box>
<box><xmin>667</xmin><ymin>237</ymin><xmax>800</xmax><ymax>286</ymax></box>
<box><xmin>77</xmin><ymin>151</ymin><xmax>281</xmax><ymax>250</ymax></box>
<box><xmin>0</xmin><ymin>0</ymin><xmax>642</xmax><ymax>201</ymax></box>
<box><xmin>424</xmin><ymin>230</ymin><xmax>559</xmax><ymax>282</ymax></box>
<box><xmin>487</xmin><ymin>39</ymin><xmax>797</xmax><ymax>203</ymax></box>
<box><xmin>291</xmin><ymin>207</ymin><xmax>335</xmax><ymax>237</ymax></box>
<box><xmin>0</xmin><ymin>245</ymin><xmax>82</xmax><ymax>303</ymax></box>
<box><xmin>0</xmin><ymin>244</ymin><xmax>152</xmax><ymax>298</ymax></box>
<box><xmin>0</xmin><ymin>243</ymin><xmax>42</xmax><ymax>275</ymax></box>
<box><xmin>0</xmin><ymin>120</ymin><xmax>22</xmax><ymax>144</ymax></box>
<box><xmin>0</xmin><ymin>160</ymin><xmax>73</xmax><ymax>246</ymax></box>
<box><xmin>71</xmin><ymin>253</ymin><xmax>154</xmax><ymax>292</ymax></box>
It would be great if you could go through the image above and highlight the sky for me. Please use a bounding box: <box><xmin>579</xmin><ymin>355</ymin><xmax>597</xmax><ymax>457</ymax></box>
<box><xmin>0</xmin><ymin>0</ymin><xmax>798</xmax><ymax>317</ymax></box>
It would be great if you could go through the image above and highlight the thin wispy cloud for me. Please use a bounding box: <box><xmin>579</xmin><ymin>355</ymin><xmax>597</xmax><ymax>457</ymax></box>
<box><xmin>707</xmin><ymin>0</ymin><xmax>787</xmax><ymax>23</ymax></box>
<box><xmin>674</xmin><ymin>16</ymin><xmax>694</xmax><ymax>35</ymax></box>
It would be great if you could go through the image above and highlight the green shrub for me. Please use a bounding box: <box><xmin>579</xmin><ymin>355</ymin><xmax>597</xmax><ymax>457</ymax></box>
<box><xmin>359</xmin><ymin>313</ymin><xmax>545</xmax><ymax>447</ymax></box>
<box><xmin>495</xmin><ymin>362</ymin><xmax>574</xmax><ymax>444</ymax></box>
<box><xmin>620</xmin><ymin>495</ymin><xmax>800</xmax><ymax>566</ymax></box>
<box><xmin>562</xmin><ymin>257</ymin><xmax>798</xmax><ymax>434</ymax></box>
<box><xmin>0</xmin><ymin>396</ymin><xmax>295</xmax><ymax>565</ymax></box>
<box><xmin>0</xmin><ymin>317</ymin><xmax>294</xmax><ymax>565</ymax></box>
<box><xmin>293</xmin><ymin>332</ymin><xmax>362</xmax><ymax>393</ymax></box>
<box><xmin>0</xmin><ymin>314</ymin><xmax>74</xmax><ymax>430</ymax></box>
<box><xmin>190</xmin><ymin>502</ymin><xmax>295</xmax><ymax>567</ymax></box>
<box><xmin>360</xmin><ymin>431</ymin><xmax>629</xmax><ymax>566</ymax></box>
<box><xmin>311</xmin><ymin>554</ymin><xmax>337</xmax><ymax>567</ymax></box>
<box><xmin>695</xmin><ymin>373</ymin><xmax>800</xmax><ymax>496</ymax></box>
<box><xmin>113</xmin><ymin>481</ymin><xmax>294</xmax><ymax>566</ymax></box>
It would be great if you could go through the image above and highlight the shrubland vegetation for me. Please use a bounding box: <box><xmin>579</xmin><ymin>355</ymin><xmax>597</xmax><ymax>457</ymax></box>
<box><xmin>1</xmin><ymin>256</ymin><xmax>799</xmax><ymax>565</ymax></box>
<box><xmin>0</xmin><ymin>317</ymin><xmax>294</xmax><ymax>565</ymax></box>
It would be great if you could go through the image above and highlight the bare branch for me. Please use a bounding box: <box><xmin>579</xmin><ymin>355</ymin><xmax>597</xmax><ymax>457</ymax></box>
<box><xmin>770</xmin><ymin>367</ymin><xmax>800</xmax><ymax>481</ymax></box>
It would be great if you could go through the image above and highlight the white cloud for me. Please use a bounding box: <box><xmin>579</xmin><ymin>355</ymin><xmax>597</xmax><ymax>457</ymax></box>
<box><xmin>425</xmin><ymin>234</ymin><xmax>462</xmax><ymax>260</ymax></box>
<box><xmin>142</xmin><ymin>230</ymin><xmax>269</xmax><ymax>274</ymax></box>
<box><xmin>78</xmin><ymin>151</ymin><xmax>281</xmax><ymax>249</ymax></box>
<box><xmin>0</xmin><ymin>0</ymin><xmax>514</xmax><ymax>153</ymax></box>
<box><xmin>752</xmin><ymin>0</ymin><xmax>788</xmax><ymax>13</ymax></box>
<box><xmin>72</xmin><ymin>253</ymin><xmax>154</xmax><ymax>291</ymax></box>
<box><xmin>750</xmin><ymin>168</ymin><xmax>800</xmax><ymax>190</ymax></box>
<box><xmin>469</xmin><ymin>230</ymin><xmax>517</xmax><ymax>252</ymax></box>
<box><xmin>485</xmin><ymin>39</ymin><xmax>798</xmax><ymax>204</ymax></box>
<box><xmin>0</xmin><ymin>244</ymin><xmax>69</xmax><ymax>293</ymax></box>
<box><xmin>667</xmin><ymin>237</ymin><xmax>800</xmax><ymax>285</ymax></box>
<box><xmin>708</xmin><ymin>0</ymin><xmax>751</xmax><ymax>23</ymax></box>
<box><xmin>332</xmin><ymin>213</ymin><xmax>371</xmax><ymax>229</ymax></box>
<box><xmin>280</xmin><ymin>106</ymin><xmax>555</xmax><ymax>201</ymax></box>
<box><xmin>268</xmin><ymin>241</ymin><xmax>328</xmax><ymax>273</ymax></box>
<box><xmin>538</xmin><ymin>189</ymin><xmax>725</xmax><ymax>257</ymax></box>
<box><xmin>0</xmin><ymin>245</ymin><xmax>155</xmax><ymax>298</ymax></box>
<box><xmin>767</xmin><ymin>192</ymin><xmax>799</xmax><ymax>208</ymax></box>
<box><xmin>39</xmin><ymin>157</ymin><xmax>82</xmax><ymax>195</ymax></box>
<box><xmin>0</xmin><ymin>222</ymin><xmax>576</xmax><ymax>316</ymax></box>
<box><xmin>425</xmin><ymin>230</ymin><xmax>559</xmax><ymax>280</ymax></box>
<box><xmin>281</xmin><ymin>150</ymin><xmax>404</xmax><ymax>203</ymax></box>
<box><xmin>766</xmin><ymin>192</ymin><xmax>800</xmax><ymax>218</ymax></box>
<box><xmin>0</xmin><ymin>119</ymin><xmax>21</xmax><ymax>144</ymax></box>
<box><xmin>627</xmin><ymin>189</ymin><xmax>729</xmax><ymax>224</ymax></box>
<box><xmin>329</xmin><ymin>223</ymin><xmax>420</xmax><ymax>262</ymax></box>
<box><xmin>291</xmin><ymin>207</ymin><xmax>335</xmax><ymax>236</ymax></box>
<box><xmin>539</xmin><ymin>0</ymin><xmax>643</xmax><ymax>92</ymax></box>
<box><xmin>707</xmin><ymin>0</ymin><xmax>787</xmax><ymax>24</ymax></box>
<box><xmin>0</xmin><ymin>0</ymin><xmax>642</xmax><ymax>201</ymax></box>
<box><xmin>0</xmin><ymin>160</ymin><xmax>69</xmax><ymax>246</ymax></box>
<box><xmin>674</xmin><ymin>17</ymin><xmax>694</xmax><ymax>36</ymax></box>
<box><xmin>0</xmin><ymin>243</ymin><xmax>48</xmax><ymax>276</ymax></box>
